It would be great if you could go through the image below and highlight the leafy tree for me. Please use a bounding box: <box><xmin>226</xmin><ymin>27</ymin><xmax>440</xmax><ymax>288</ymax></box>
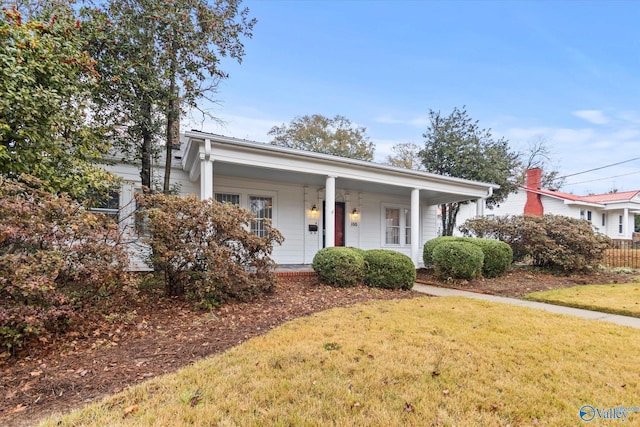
<box><xmin>514</xmin><ymin>135</ymin><xmax>565</xmax><ymax>189</ymax></box>
<box><xmin>0</xmin><ymin>3</ymin><xmax>115</xmax><ymax>199</ymax></box>
<box><xmin>419</xmin><ymin>106</ymin><xmax>519</xmax><ymax>235</ymax></box>
<box><xmin>84</xmin><ymin>0</ymin><xmax>255</xmax><ymax>193</ymax></box>
<box><xmin>385</xmin><ymin>142</ymin><xmax>424</xmax><ymax>170</ymax></box>
<box><xmin>269</xmin><ymin>114</ymin><xmax>375</xmax><ymax>161</ymax></box>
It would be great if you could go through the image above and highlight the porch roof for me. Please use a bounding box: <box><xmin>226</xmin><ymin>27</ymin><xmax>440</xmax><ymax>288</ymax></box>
<box><xmin>182</xmin><ymin>131</ymin><xmax>499</xmax><ymax>205</ymax></box>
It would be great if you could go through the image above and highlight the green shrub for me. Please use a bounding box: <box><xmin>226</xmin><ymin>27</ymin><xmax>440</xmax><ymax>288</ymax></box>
<box><xmin>460</xmin><ymin>214</ymin><xmax>611</xmax><ymax>272</ymax></box>
<box><xmin>363</xmin><ymin>249</ymin><xmax>416</xmax><ymax>290</ymax></box>
<box><xmin>432</xmin><ymin>241</ymin><xmax>484</xmax><ymax>280</ymax></box>
<box><xmin>312</xmin><ymin>247</ymin><xmax>365</xmax><ymax>287</ymax></box>
<box><xmin>423</xmin><ymin>236</ymin><xmax>470</xmax><ymax>266</ymax></box>
<box><xmin>471</xmin><ymin>238</ymin><xmax>513</xmax><ymax>278</ymax></box>
<box><xmin>138</xmin><ymin>193</ymin><xmax>284</xmax><ymax>305</ymax></box>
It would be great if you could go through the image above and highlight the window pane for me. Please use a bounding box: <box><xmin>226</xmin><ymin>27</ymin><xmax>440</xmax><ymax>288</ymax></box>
<box><xmin>89</xmin><ymin>190</ymin><xmax>119</xmax><ymax>220</ymax></box>
<box><xmin>250</xmin><ymin>196</ymin><xmax>272</xmax><ymax>237</ymax></box>
<box><xmin>404</xmin><ymin>208</ymin><xmax>411</xmax><ymax>245</ymax></box>
<box><xmin>385</xmin><ymin>208</ymin><xmax>400</xmax><ymax>244</ymax></box>
<box><xmin>215</xmin><ymin>193</ymin><xmax>240</xmax><ymax>206</ymax></box>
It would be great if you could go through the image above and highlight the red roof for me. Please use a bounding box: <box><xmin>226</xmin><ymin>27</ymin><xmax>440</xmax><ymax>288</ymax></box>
<box><xmin>521</xmin><ymin>187</ymin><xmax>640</xmax><ymax>204</ymax></box>
<box><xmin>581</xmin><ymin>190</ymin><xmax>640</xmax><ymax>203</ymax></box>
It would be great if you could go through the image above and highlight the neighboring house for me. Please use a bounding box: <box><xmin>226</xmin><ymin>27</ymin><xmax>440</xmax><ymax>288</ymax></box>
<box><xmin>456</xmin><ymin>168</ymin><xmax>640</xmax><ymax>241</ymax></box>
<box><xmin>103</xmin><ymin>131</ymin><xmax>498</xmax><ymax>268</ymax></box>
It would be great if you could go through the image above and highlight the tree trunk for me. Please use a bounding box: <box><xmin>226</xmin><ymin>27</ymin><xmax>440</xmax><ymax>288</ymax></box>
<box><xmin>141</xmin><ymin>100</ymin><xmax>153</xmax><ymax>191</ymax></box>
<box><xmin>163</xmin><ymin>36</ymin><xmax>179</xmax><ymax>194</ymax></box>
<box><xmin>440</xmin><ymin>202</ymin><xmax>461</xmax><ymax>236</ymax></box>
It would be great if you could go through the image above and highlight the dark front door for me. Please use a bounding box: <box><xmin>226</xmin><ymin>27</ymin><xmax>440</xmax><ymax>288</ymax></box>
<box><xmin>323</xmin><ymin>201</ymin><xmax>346</xmax><ymax>247</ymax></box>
<box><xmin>334</xmin><ymin>202</ymin><xmax>345</xmax><ymax>246</ymax></box>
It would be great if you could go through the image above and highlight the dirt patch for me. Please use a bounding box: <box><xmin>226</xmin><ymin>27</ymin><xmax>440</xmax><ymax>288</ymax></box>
<box><xmin>2</xmin><ymin>268</ymin><xmax>637</xmax><ymax>426</ymax></box>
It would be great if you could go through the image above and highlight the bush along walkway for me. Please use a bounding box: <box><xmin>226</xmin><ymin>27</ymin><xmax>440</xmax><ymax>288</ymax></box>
<box><xmin>412</xmin><ymin>283</ymin><xmax>640</xmax><ymax>330</ymax></box>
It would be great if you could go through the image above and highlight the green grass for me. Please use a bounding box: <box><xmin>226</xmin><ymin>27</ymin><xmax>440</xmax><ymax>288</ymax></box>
<box><xmin>40</xmin><ymin>297</ymin><xmax>640</xmax><ymax>426</ymax></box>
<box><xmin>526</xmin><ymin>281</ymin><xmax>640</xmax><ymax>318</ymax></box>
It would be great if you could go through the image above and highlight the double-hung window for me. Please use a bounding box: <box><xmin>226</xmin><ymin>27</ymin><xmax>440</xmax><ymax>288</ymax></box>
<box><xmin>384</xmin><ymin>206</ymin><xmax>411</xmax><ymax>246</ymax></box>
<box><xmin>89</xmin><ymin>190</ymin><xmax>120</xmax><ymax>221</ymax></box>
<box><xmin>250</xmin><ymin>196</ymin><xmax>272</xmax><ymax>237</ymax></box>
<box><xmin>215</xmin><ymin>193</ymin><xmax>240</xmax><ymax>206</ymax></box>
<box><xmin>619</xmin><ymin>215</ymin><xmax>624</xmax><ymax>234</ymax></box>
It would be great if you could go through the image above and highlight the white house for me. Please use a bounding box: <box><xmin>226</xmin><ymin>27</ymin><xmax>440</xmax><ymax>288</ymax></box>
<box><xmin>456</xmin><ymin>168</ymin><xmax>640</xmax><ymax>241</ymax></box>
<box><xmin>105</xmin><ymin>131</ymin><xmax>498</xmax><ymax>268</ymax></box>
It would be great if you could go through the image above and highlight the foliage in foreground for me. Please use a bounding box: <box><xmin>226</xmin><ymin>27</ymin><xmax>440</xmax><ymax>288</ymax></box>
<box><xmin>41</xmin><ymin>297</ymin><xmax>640</xmax><ymax>427</ymax></box>
<box><xmin>363</xmin><ymin>249</ymin><xmax>416</xmax><ymax>290</ymax></box>
<box><xmin>0</xmin><ymin>4</ymin><xmax>115</xmax><ymax>200</ymax></box>
<box><xmin>313</xmin><ymin>247</ymin><xmax>416</xmax><ymax>289</ymax></box>
<box><xmin>0</xmin><ymin>176</ymin><xmax>130</xmax><ymax>352</ymax></box>
<box><xmin>137</xmin><ymin>193</ymin><xmax>284</xmax><ymax>306</ymax></box>
<box><xmin>460</xmin><ymin>214</ymin><xmax>611</xmax><ymax>272</ymax></box>
<box><xmin>312</xmin><ymin>247</ymin><xmax>366</xmax><ymax>287</ymax></box>
<box><xmin>432</xmin><ymin>241</ymin><xmax>485</xmax><ymax>280</ymax></box>
<box><xmin>424</xmin><ymin>236</ymin><xmax>512</xmax><ymax>279</ymax></box>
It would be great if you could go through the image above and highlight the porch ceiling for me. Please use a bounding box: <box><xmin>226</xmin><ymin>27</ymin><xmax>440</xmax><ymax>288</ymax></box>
<box><xmin>213</xmin><ymin>161</ymin><xmax>473</xmax><ymax>204</ymax></box>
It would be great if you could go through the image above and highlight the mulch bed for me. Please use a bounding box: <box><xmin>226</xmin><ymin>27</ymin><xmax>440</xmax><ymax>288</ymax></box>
<box><xmin>2</xmin><ymin>268</ymin><xmax>637</xmax><ymax>426</ymax></box>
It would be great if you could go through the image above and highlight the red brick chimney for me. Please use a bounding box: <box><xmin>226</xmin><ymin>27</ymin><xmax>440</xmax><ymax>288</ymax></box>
<box><xmin>524</xmin><ymin>168</ymin><xmax>544</xmax><ymax>215</ymax></box>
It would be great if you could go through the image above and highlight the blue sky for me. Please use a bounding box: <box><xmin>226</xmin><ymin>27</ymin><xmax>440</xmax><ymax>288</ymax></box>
<box><xmin>186</xmin><ymin>0</ymin><xmax>640</xmax><ymax>195</ymax></box>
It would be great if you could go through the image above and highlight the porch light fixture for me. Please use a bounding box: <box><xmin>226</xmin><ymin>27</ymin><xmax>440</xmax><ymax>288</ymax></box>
<box><xmin>311</xmin><ymin>204</ymin><xmax>318</xmax><ymax>216</ymax></box>
<box><xmin>350</xmin><ymin>208</ymin><xmax>359</xmax><ymax>227</ymax></box>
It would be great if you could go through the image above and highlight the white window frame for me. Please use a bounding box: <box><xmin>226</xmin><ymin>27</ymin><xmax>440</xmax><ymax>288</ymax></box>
<box><xmin>214</xmin><ymin>193</ymin><xmax>240</xmax><ymax>206</ymax></box>
<box><xmin>619</xmin><ymin>215</ymin><xmax>624</xmax><ymax>234</ymax></box>
<box><xmin>213</xmin><ymin>186</ymin><xmax>277</xmax><ymax>236</ymax></box>
<box><xmin>89</xmin><ymin>189</ymin><xmax>120</xmax><ymax>221</ymax></box>
<box><xmin>249</xmin><ymin>195</ymin><xmax>273</xmax><ymax>238</ymax></box>
<box><xmin>382</xmin><ymin>204</ymin><xmax>411</xmax><ymax>247</ymax></box>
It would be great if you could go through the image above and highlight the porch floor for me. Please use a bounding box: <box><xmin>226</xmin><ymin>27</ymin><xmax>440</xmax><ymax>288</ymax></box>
<box><xmin>275</xmin><ymin>264</ymin><xmax>315</xmax><ymax>278</ymax></box>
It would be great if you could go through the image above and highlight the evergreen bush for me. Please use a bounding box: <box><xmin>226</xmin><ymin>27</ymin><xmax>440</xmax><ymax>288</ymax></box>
<box><xmin>363</xmin><ymin>249</ymin><xmax>416</xmax><ymax>290</ymax></box>
<box><xmin>312</xmin><ymin>247</ymin><xmax>365</xmax><ymax>287</ymax></box>
<box><xmin>432</xmin><ymin>241</ymin><xmax>484</xmax><ymax>280</ymax></box>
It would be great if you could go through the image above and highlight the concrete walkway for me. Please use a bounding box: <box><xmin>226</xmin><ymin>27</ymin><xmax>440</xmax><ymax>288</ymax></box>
<box><xmin>413</xmin><ymin>283</ymin><xmax>640</xmax><ymax>329</ymax></box>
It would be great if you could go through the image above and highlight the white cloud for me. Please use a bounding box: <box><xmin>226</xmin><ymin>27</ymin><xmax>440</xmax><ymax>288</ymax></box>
<box><xmin>375</xmin><ymin>115</ymin><xmax>429</xmax><ymax>128</ymax></box>
<box><xmin>572</xmin><ymin>109</ymin><xmax>610</xmax><ymax>125</ymax></box>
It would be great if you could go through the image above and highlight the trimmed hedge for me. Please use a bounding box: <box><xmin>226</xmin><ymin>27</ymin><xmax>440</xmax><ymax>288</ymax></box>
<box><xmin>363</xmin><ymin>249</ymin><xmax>416</xmax><ymax>290</ymax></box>
<box><xmin>312</xmin><ymin>247</ymin><xmax>365</xmax><ymax>287</ymax></box>
<box><xmin>432</xmin><ymin>241</ymin><xmax>484</xmax><ymax>280</ymax></box>
<box><xmin>423</xmin><ymin>236</ymin><xmax>469</xmax><ymax>266</ymax></box>
<box><xmin>469</xmin><ymin>239</ymin><xmax>513</xmax><ymax>278</ymax></box>
<box><xmin>424</xmin><ymin>236</ymin><xmax>512</xmax><ymax>278</ymax></box>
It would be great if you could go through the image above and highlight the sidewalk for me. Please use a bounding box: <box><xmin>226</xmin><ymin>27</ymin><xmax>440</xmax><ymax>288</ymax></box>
<box><xmin>413</xmin><ymin>283</ymin><xmax>640</xmax><ymax>329</ymax></box>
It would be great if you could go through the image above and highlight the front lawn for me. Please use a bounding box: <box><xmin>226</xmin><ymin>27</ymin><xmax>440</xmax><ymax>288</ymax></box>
<box><xmin>526</xmin><ymin>281</ymin><xmax>640</xmax><ymax>318</ymax></box>
<box><xmin>41</xmin><ymin>297</ymin><xmax>640</xmax><ymax>426</ymax></box>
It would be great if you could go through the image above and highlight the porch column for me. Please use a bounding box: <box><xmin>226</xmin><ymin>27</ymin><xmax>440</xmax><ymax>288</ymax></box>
<box><xmin>200</xmin><ymin>138</ymin><xmax>213</xmax><ymax>200</ymax></box>
<box><xmin>476</xmin><ymin>198</ymin><xmax>485</xmax><ymax>217</ymax></box>
<box><xmin>325</xmin><ymin>176</ymin><xmax>336</xmax><ymax>247</ymax></box>
<box><xmin>411</xmin><ymin>188</ymin><xmax>420</xmax><ymax>267</ymax></box>
<box><xmin>623</xmin><ymin>208</ymin><xmax>629</xmax><ymax>239</ymax></box>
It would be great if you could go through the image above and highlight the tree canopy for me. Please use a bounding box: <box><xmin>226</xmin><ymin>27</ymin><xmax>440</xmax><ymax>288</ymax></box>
<box><xmin>514</xmin><ymin>136</ymin><xmax>565</xmax><ymax>190</ymax></box>
<box><xmin>269</xmin><ymin>114</ymin><xmax>375</xmax><ymax>161</ymax></box>
<box><xmin>419</xmin><ymin>106</ymin><xmax>520</xmax><ymax>235</ymax></box>
<box><xmin>385</xmin><ymin>142</ymin><xmax>423</xmax><ymax>170</ymax></box>
<box><xmin>0</xmin><ymin>3</ymin><xmax>115</xmax><ymax>199</ymax></box>
<box><xmin>83</xmin><ymin>0</ymin><xmax>255</xmax><ymax>192</ymax></box>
